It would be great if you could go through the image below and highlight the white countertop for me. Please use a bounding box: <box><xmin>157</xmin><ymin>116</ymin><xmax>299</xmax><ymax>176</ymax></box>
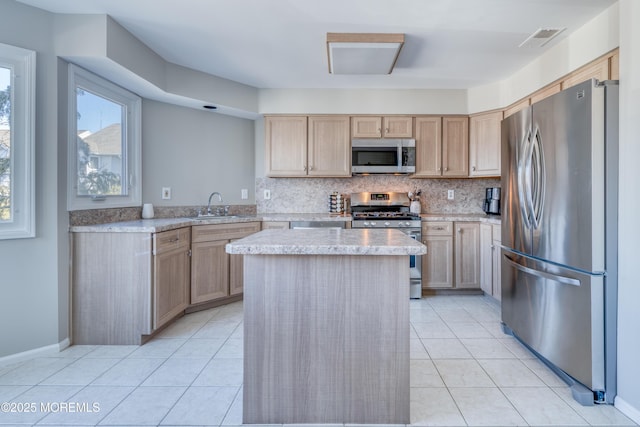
<box><xmin>225</xmin><ymin>228</ymin><xmax>427</xmax><ymax>256</ymax></box>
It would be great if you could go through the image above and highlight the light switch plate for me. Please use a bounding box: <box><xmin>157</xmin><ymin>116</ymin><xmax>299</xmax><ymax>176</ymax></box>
<box><xmin>241</xmin><ymin>189</ymin><xmax>248</xmax><ymax>200</ymax></box>
<box><xmin>447</xmin><ymin>189</ymin><xmax>454</xmax><ymax>200</ymax></box>
<box><xmin>264</xmin><ymin>189</ymin><xmax>271</xmax><ymax>200</ymax></box>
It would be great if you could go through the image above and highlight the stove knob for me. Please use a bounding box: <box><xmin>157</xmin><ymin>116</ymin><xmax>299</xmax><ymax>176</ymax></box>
<box><xmin>370</xmin><ymin>221</ymin><xmax>377</xmax><ymax>227</ymax></box>
<box><xmin>405</xmin><ymin>221</ymin><xmax>411</xmax><ymax>226</ymax></box>
<box><xmin>364</xmin><ymin>221</ymin><xmax>370</xmax><ymax>227</ymax></box>
<box><xmin>384</xmin><ymin>221</ymin><xmax>391</xmax><ymax>227</ymax></box>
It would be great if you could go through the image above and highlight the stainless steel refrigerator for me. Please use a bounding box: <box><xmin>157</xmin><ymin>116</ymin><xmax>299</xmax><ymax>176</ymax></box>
<box><xmin>501</xmin><ymin>79</ymin><xmax>618</xmax><ymax>405</ymax></box>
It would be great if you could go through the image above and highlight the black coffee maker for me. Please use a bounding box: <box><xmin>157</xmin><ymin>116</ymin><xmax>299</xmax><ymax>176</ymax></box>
<box><xmin>483</xmin><ymin>187</ymin><xmax>501</xmax><ymax>215</ymax></box>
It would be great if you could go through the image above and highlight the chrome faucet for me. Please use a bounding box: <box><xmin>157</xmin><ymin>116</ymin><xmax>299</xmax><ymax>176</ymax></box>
<box><xmin>206</xmin><ymin>192</ymin><xmax>223</xmax><ymax>215</ymax></box>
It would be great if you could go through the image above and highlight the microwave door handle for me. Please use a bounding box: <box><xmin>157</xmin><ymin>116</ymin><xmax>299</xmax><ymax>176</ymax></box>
<box><xmin>397</xmin><ymin>142</ymin><xmax>403</xmax><ymax>172</ymax></box>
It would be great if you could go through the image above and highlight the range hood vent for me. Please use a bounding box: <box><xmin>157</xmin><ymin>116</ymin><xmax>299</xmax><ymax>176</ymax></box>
<box><xmin>518</xmin><ymin>28</ymin><xmax>566</xmax><ymax>48</ymax></box>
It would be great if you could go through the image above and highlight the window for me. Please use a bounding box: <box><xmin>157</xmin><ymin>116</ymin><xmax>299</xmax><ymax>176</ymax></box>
<box><xmin>67</xmin><ymin>64</ymin><xmax>141</xmax><ymax>210</ymax></box>
<box><xmin>0</xmin><ymin>43</ymin><xmax>35</xmax><ymax>240</ymax></box>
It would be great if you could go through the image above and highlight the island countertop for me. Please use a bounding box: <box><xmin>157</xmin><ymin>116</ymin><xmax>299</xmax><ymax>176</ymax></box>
<box><xmin>226</xmin><ymin>228</ymin><xmax>426</xmax><ymax>256</ymax></box>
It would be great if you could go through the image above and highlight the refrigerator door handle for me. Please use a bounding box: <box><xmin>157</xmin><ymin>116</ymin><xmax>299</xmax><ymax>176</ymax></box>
<box><xmin>503</xmin><ymin>254</ymin><xmax>581</xmax><ymax>287</ymax></box>
<box><xmin>518</xmin><ymin>129</ymin><xmax>533</xmax><ymax>229</ymax></box>
<box><xmin>530</xmin><ymin>127</ymin><xmax>546</xmax><ymax>229</ymax></box>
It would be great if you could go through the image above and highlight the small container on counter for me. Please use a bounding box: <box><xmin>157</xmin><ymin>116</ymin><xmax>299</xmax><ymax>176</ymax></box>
<box><xmin>329</xmin><ymin>192</ymin><xmax>349</xmax><ymax>213</ymax></box>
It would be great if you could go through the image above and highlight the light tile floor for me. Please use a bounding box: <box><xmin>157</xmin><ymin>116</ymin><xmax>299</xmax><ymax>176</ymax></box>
<box><xmin>0</xmin><ymin>295</ymin><xmax>636</xmax><ymax>426</ymax></box>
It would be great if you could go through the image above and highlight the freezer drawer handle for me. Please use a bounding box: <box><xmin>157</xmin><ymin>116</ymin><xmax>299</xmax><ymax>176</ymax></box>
<box><xmin>503</xmin><ymin>254</ymin><xmax>581</xmax><ymax>287</ymax></box>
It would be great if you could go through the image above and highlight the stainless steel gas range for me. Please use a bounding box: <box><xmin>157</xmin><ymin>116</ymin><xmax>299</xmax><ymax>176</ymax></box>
<box><xmin>351</xmin><ymin>192</ymin><xmax>422</xmax><ymax>298</ymax></box>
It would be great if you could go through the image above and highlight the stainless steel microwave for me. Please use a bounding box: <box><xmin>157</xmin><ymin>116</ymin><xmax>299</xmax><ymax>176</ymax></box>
<box><xmin>351</xmin><ymin>139</ymin><xmax>416</xmax><ymax>174</ymax></box>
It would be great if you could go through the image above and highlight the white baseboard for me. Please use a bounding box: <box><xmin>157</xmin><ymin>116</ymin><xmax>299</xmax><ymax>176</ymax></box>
<box><xmin>0</xmin><ymin>338</ymin><xmax>71</xmax><ymax>368</ymax></box>
<box><xmin>615</xmin><ymin>395</ymin><xmax>640</xmax><ymax>424</ymax></box>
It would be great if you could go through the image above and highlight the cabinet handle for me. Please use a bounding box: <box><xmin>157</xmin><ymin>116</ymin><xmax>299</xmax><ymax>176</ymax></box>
<box><xmin>169</xmin><ymin>238</ymin><xmax>179</xmax><ymax>243</ymax></box>
<box><xmin>385</xmin><ymin>128</ymin><xmax>389</xmax><ymax>133</ymax></box>
<box><xmin>377</xmin><ymin>128</ymin><xmax>382</xmax><ymax>134</ymax></box>
<box><xmin>309</xmin><ymin>165</ymin><xmax>314</xmax><ymax>171</ymax></box>
<box><xmin>445</xmin><ymin>167</ymin><xmax>449</xmax><ymax>172</ymax></box>
<box><xmin>303</xmin><ymin>165</ymin><xmax>307</xmax><ymax>172</ymax></box>
<box><xmin>457</xmin><ymin>228</ymin><xmax>462</xmax><ymax>233</ymax></box>
<box><xmin>472</xmin><ymin>166</ymin><xmax>476</xmax><ymax>171</ymax></box>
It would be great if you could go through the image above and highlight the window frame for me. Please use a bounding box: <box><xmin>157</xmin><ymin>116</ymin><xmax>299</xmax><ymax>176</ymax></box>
<box><xmin>0</xmin><ymin>43</ymin><xmax>35</xmax><ymax>240</ymax></box>
<box><xmin>67</xmin><ymin>64</ymin><xmax>141</xmax><ymax>211</ymax></box>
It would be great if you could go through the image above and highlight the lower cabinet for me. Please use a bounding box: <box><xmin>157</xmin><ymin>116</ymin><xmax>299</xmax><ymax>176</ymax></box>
<box><xmin>191</xmin><ymin>222</ymin><xmax>261</xmax><ymax>305</ymax></box>
<box><xmin>480</xmin><ymin>223</ymin><xmax>502</xmax><ymax>300</ymax></box>
<box><xmin>261</xmin><ymin>221</ymin><xmax>290</xmax><ymax>230</ymax></box>
<box><xmin>72</xmin><ymin>226</ymin><xmax>191</xmax><ymax>345</ymax></box>
<box><xmin>422</xmin><ymin>221</ymin><xmax>480</xmax><ymax>290</ymax></box>
<box><xmin>153</xmin><ymin>227</ymin><xmax>191</xmax><ymax>330</ymax></box>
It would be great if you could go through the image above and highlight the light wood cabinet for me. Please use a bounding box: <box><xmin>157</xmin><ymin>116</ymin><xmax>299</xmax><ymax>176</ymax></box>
<box><xmin>504</xmin><ymin>98</ymin><xmax>530</xmax><ymax>119</ymax></box>
<box><xmin>72</xmin><ymin>227</ymin><xmax>191</xmax><ymax>345</ymax></box>
<box><xmin>530</xmin><ymin>83</ymin><xmax>561</xmax><ymax>105</ymax></box>
<box><xmin>153</xmin><ymin>228</ymin><xmax>191</xmax><ymax>330</ymax></box>
<box><xmin>422</xmin><ymin>222</ymin><xmax>454</xmax><ymax>289</ymax></box>
<box><xmin>454</xmin><ymin>222</ymin><xmax>480</xmax><ymax>289</ymax></box>
<box><xmin>469</xmin><ymin>111</ymin><xmax>502</xmax><ymax>177</ymax></box>
<box><xmin>414</xmin><ymin>117</ymin><xmax>442</xmax><ymax>177</ymax></box>
<box><xmin>609</xmin><ymin>51</ymin><xmax>619</xmax><ymax>80</ymax></box>
<box><xmin>307</xmin><ymin>116</ymin><xmax>351</xmax><ymax>177</ymax></box>
<box><xmin>351</xmin><ymin>116</ymin><xmax>413</xmax><ymax>138</ymax></box>
<box><xmin>562</xmin><ymin>57</ymin><xmax>610</xmax><ymax>90</ymax></box>
<box><xmin>191</xmin><ymin>222</ymin><xmax>260</xmax><ymax>305</ymax></box>
<box><xmin>265</xmin><ymin>116</ymin><xmax>307</xmax><ymax>177</ymax></box>
<box><xmin>442</xmin><ymin>117</ymin><xmax>469</xmax><ymax>177</ymax></box>
<box><xmin>413</xmin><ymin>116</ymin><xmax>468</xmax><ymax>177</ymax></box>
<box><xmin>266</xmin><ymin>115</ymin><xmax>350</xmax><ymax>177</ymax></box>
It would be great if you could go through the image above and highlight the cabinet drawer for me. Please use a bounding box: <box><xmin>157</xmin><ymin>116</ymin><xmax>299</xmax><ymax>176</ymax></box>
<box><xmin>192</xmin><ymin>222</ymin><xmax>261</xmax><ymax>243</ymax></box>
<box><xmin>422</xmin><ymin>221</ymin><xmax>453</xmax><ymax>236</ymax></box>
<box><xmin>154</xmin><ymin>227</ymin><xmax>191</xmax><ymax>254</ymax></box>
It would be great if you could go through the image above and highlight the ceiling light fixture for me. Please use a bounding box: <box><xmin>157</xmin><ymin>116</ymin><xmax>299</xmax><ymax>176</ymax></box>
<box><xmin>326</xmin><ymin>33</ymin><xmax>405</xmax><ymax>75</ymax></box>
<box><xmin>518</xmin><ymin>28</ymin><xmax>566</xmax><ymax>48</ymax></box>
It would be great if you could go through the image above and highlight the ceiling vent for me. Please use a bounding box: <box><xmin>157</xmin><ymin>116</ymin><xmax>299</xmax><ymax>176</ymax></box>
<box><xmin>326</xmin><ymin>33</ymin><xmax>404</xmax><ymax>75</ymax></box>
<box><xmin>518</xmin><ymin>28</ymin><xmax>566</xmax><ymax>48</ymax></box>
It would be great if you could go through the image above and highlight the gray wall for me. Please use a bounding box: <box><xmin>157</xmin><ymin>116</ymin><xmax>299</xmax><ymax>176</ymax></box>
<box><xmin>142</xmin><ymin>100</ymin><xmax>255</xmax><ymax>207</ymax></box>
<box><xmin>0</xmin><ymin>1</ymin><xmax>66</xmax><ymax>358</ymax></box>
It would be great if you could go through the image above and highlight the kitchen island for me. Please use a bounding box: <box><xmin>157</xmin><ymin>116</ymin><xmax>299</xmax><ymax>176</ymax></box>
<box><xmin>226</xmin><ymin>228</ymin><xmax>426</xmax><ymax>424</ymax></box>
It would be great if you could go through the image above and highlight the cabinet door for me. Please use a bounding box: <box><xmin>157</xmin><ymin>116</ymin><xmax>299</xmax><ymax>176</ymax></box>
<box><xmin>308</xmin><ymin>116</ymin><xmax>351</xmax><ymax>177</ymax></box>
<box><xmin>454</xmin><ymin>222</ymin><xmax>480</xmax><ymax>288</ymax></box>
<box><xmin>530</xmin><ymin>83</ymin><xmax>561</xmax><ymax>105</ymax></box>
<box><xmin>351</xmin><ymin>116</ymin><xmax>382</xmax><ymax>138</ymax></box>
<box><xmin>479</xmin><ymin>223</ymin><xmax>493</xmax><ymax>295</ymax></box>
<box><xmin>383</xmin><ymin>116</ymin><xmax>413</xmax><ymax>137</ymax></box>
<box><xmin>414</xmin><ymin>117</ymin><xmax>442</xmax><ymax>177</ymax></box>
<box><xmin>504</xmin><ymin>98</ymin><xmax>530</xmax><ymax>119</ymax></box>
<box><xmin>562</xmin><ymin>57</ymin><xmax>609</xmax><ymax>90</ymax></box>
<box><xmin>422</xmin><ymin>235</ymin><xmax>454</xmax><ymax>288</ymax></box>
<box><xmin>265</xmin><ymin>116</ymin><xmax>308</xmax><ymax>177</ymax></box>
<box><xmin>442</xmin><ymin>117</ymin><xmax>469</xmax><ymax>177</ymax></box>
<box><xmin>153</xmin><ymin>228</ymin><xmax>191</xmax><ymax>330</ymax></box>
<box><xmin>469</xmin><ymin>111</ymin><xmax>502</xmax><ymax>177</ymax></box>
<box><xmin>191</xmin><ymin>239</ymin><xmax>229</xmax><ymax>303</ymax></box>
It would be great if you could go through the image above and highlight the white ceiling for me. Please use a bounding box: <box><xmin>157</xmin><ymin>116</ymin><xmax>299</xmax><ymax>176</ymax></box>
<box><xmin>18</xmin><ymin>0</ymin><xmax>617</xmax><ymax>90</ymax></box>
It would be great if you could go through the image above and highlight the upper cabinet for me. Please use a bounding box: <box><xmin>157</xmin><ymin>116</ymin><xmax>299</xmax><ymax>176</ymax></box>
<box><xmin>265</xmin><ymin>115</ymin><xmax>350</xmax><ymax>177</ymax></box>
<box><xmin>530</xmin><ymin>83</ymin><xmax>561</xmax><ymax>105</ymax></box>
<box><xmin>414</xmin><ymin>116</ymin><xmax>468</xmax><ymax>177</ymax></box>
<box><xmin>265</xmin><ymin>116</ymin><xmax>307</xmax><ymax>177</ymax></box>
<box><xmin>469</xmin><ymin>111</ymin><xmax>502</xmax><ymax>177</ymax></box>
<box><xmin>442</xmin><ymin>117</ymin><xmax>469</xmax><ymax>177</ymax></box>
<box><xmin>351</xmin><ymin>116</ymin><xmax>413</xmax><ymax>138</ymax></box>
<box><xmin>561</xmin><ymin>56</ymin><xmax>610</xmax><ymax>90</ymax></box>
<box><xmin>308</xmin><ymin>116</ymin><xmax>351</xmax><ymax>177</ymax></box>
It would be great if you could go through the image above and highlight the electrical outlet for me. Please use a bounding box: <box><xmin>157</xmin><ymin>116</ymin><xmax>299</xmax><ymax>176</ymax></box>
<box><xmin>162</xmin><ymin>187</ymin><xmax>171</xmax><ymax>200</ymax></box>
<box><xmin>241</xmin><ymin>189</ymin><xmax>248</xmax><ymax>200</ymax></box>
<box><xmin>447</xmin><ymin>189</ymin><xmax>454</xmax><ymax>200</ymax></box>
<box><xmin>264</xmin><ymin>189</ymin><xmax>271</xmax><ymax>200</ymax></box>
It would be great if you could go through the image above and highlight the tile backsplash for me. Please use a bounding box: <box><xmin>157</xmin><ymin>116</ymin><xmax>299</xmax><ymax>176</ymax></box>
<box><xmin>256</xmin><ymin>176</ymin><xmax>500</xmax><ymax>214</ymax></box>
